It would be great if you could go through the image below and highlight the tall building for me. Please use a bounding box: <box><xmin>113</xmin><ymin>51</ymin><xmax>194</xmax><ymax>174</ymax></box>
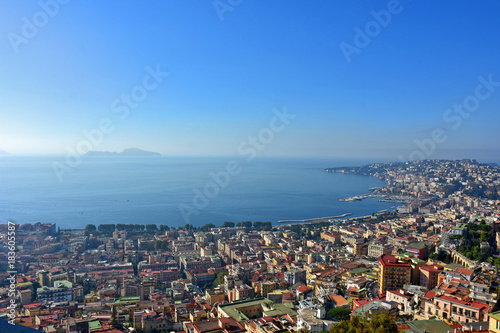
<box><xmin>378</xmin><ymin>254</ymin><xmax>411</xmax><ymax>294</ymax></box>
<box><xmin>419</xmin><ymin>265</ymin><xmax>444</xmax><ymax>290</ymax></box>
<box><xmin>38</xmin><ymin>270</ymin><xmax>49</xmax><ymax>287</ymax></box>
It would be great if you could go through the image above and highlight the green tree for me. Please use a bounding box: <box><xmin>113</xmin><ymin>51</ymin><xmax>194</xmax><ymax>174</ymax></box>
<box><xmin>222</xmin><ymin>221</ymin><xmax>235</xmax><ymax>228</ymax></box>
<box><xmin>97</xmin><ymin>224</ymin><xmax>115</xmax><ymax>235</ymax></box>
<box><xmin>154</xmin><ymin>240</ymin><xmax>169</xmax><ymax>251</ymax></box>
<box><xmin>367</xmin><ymin>312</ymin><xmax>398</xmax><ymax>333</ymax></box>
<box><xmin>146</xmin><ymin>224</ymin><xmax>158</xmax><ymax>233</ymax></box>
<box><xmin>159</xmin><ymin>224</ymin><xmax>170</xmax><ymax>232</ymax></box>
<box><xmin>327</xmin><ymin>307</ymin><xmax>351</xmax><ymax>321</ymax></box>
<box><xmin>111</xmin><ymin>306</ymin><xmax>121</xmax><ymax>330</ymax></box>
<box><xmin>254</xmin><ymin>221</ymin><xmax>272</xmax><ymax>231</ymax></box>
<box><xmin>330</xmin><ymin>315</ymin><xmax>366</xmax><ymax>333</ymax></box>
<box><xmin>449</xmin><ymin>234</ymin><xmax>464</xmax><ymax>241</ymax></box>
<box><xmin>201</xmin><ymin>223</ymin><xmax>216</xmax><ymax>231</ymax></box>
<box><xmin>211</xmin><ymin>271</ymin><xmax>229</xmax><ymax>289</ymax></box>
<box><xmin>329</xmin><ymin>313</ymin><xmax>397</xmax><ymax>333</ymax></box>
<box><xmin>84</xmin><ymin>224</ymin><xmax>97</xmax><ymax>236</ymax></box>
<box><xmin>241</xmin><ymin>221</ymin><xmax>252</xmax><ymax>228</ymax></box>
<box><xmin>83</xmin><ymin>279</ymin><xmax>94</xmax><ymax>295</ymax></box>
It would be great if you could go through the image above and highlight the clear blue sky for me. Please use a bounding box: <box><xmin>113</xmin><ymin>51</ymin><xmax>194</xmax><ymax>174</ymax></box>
<box><xmin>1</xmin><ymin>1</ymin><xmax>499</xmax><ymax>161</ymax></box>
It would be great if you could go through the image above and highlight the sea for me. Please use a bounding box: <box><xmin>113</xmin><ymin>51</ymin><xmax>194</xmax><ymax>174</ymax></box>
<box><xmin>0</xmin><ymin>156</ymin><xmax>400</xmax><ymax>229</ymax></box>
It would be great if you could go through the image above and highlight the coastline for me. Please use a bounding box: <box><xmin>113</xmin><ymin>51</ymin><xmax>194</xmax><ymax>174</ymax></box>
<box><xmin>324</xmin><ymin>165</ymin><xmax>415</xmax><ymax>206</ymax></box>
<box><xmin>0</xmin><ymin>157</ymin><xmax>396</xmax><ymax>229</ymax></box>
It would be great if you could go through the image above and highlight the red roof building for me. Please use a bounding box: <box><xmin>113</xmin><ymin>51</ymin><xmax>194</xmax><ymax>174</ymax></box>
<box><xmin>378</xmin><ymin>254</ymin><xmax>412</xmax><ymax>294</ymax></box>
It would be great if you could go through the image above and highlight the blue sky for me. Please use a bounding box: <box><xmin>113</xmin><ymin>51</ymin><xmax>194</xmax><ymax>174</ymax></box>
<box><xmin>0</xmin><ymin>1</ymin><xmax>499</xmax><ymax>161</ymax></box>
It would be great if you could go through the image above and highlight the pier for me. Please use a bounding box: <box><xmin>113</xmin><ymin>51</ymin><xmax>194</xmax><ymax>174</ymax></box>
<box><xmin>339</xmin><ymin>193</ymin><xmax>375</xmax><ymax>202</ymax></box>
<box><xmin>339</xmin><ymin>193</ymin><xmax>413</xmax><ymax>203</ymax></box>
<box><xmin>277</xmin><ymin>213</ymin><xmax>352</xmax><ymax>224</ymax></box>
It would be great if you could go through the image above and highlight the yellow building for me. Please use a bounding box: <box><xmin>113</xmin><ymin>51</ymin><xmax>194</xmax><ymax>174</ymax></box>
<box><xmin>255</xmin><ymin>281</ymin><xmax>277</xmax><ymax>298</ymax></box>
<box><xmin>320</xmin><ymin>232</ymin><xmax>340</xmax><ymax>243</ymax></box>
<box><xmin>189</xmin><ymin>310</ymin><xmax>207</xmax><ymax>323</ymax></box>
<box><xmin>489</xmin><ymin>311</ymin><xmax>500</xmax><ymax>333</ymax></box>
<box><xmin>206</xmin><ymin>288</ymin><xmax>225</xmax><ymax>305</ymax></box>
<box><xmin>37</xmin><ymin>271</ymin><xmax>49</xmax><ymax>287</ymax></box>
<box><xmin>378</xmin><ymin>254</ymin><xmax>411</xmax><ymax>294</ymax></box>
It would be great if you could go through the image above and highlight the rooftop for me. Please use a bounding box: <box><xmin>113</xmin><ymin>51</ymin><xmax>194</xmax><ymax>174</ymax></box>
<box><xmin>406</xmin><ymin>319</ymin><xmax>454</xmax><ymax>333</ymax></box>
<box><xmin>218</xmin><ymin>298</ymin><xmax>297</xmax><ymax>322</ymax></box>
<box><xmin>489</xmin><ymin>310</ymin><xmax>500</xmax><ymax>321</ymax></box>
<box><xmin>379</xmin><ymin>254</ymin><xmax>411</xmax><ymax>268</ymax></box>
<box><xmin>436</xmin><ymin>295</ymin><xmax>490</xmax><ymax>312</ymax></box>
<box><xmin>408</xmin><ymin>242</ymin><xmax>429</xmax><ymax>250</ymax></box>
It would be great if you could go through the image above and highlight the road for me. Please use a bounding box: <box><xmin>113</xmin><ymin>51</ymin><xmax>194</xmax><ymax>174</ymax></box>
<box><xmin>366</xmin><ymin>280</ymin><xmax>379</xmax><ymax>299</ymax></box>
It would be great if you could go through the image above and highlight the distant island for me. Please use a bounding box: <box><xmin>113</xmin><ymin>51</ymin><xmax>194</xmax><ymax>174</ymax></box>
<box><xmin>84</xmin><ymin>148</ymin><xmax>161</xmax><ymax>157</ymax></box>
<box><xmin>0</xmin><ymin>149</ymin><xmax>10</xmax><ymax>155</ymax></box>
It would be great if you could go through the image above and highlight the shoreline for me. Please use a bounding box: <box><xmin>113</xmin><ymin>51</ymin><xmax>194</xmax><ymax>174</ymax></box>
<box><xmin>326</xmin><ymin>167</ymin><xmax>415</xmax><ymax>205</ymax></box>
<box><xmin>1</xmin><ymin>160</ymin><xmax>396</xmax><ymax>229</ymax></box>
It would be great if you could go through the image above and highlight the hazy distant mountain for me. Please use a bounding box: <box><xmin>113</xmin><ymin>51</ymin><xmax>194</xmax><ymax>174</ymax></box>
<box><xmin>85</xmin><ymin>148</ymin><xmax>161</xmax><ymax>156</ymax></box>
<box><xmin>0</xmin><ymin>149</ymin><xmax>10</xmax><ymax>155</ymax></box>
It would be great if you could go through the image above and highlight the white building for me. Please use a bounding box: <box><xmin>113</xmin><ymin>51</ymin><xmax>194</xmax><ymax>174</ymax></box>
<box><xmin>297</xmin><ymin>308</ymin><xmax>334</xmax><ymax>333</ymax></box>
<box><xmin>37</xmin><ymin>280</ymin><xmax>73</xmax><ymax>303</ymax></box>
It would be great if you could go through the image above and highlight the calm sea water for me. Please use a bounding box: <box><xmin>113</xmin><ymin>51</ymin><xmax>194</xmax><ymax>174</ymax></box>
<box><xmin>0</xmin><ymin>156</ymin><xmax>398</xmax><ymax>229</ymax></box>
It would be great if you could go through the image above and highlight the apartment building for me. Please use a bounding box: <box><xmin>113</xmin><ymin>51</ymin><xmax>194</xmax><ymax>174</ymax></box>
<box><xmin>378</xmin><ymin>254</ymin><xmax>411</xmax><ymax>294</ymax></box>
